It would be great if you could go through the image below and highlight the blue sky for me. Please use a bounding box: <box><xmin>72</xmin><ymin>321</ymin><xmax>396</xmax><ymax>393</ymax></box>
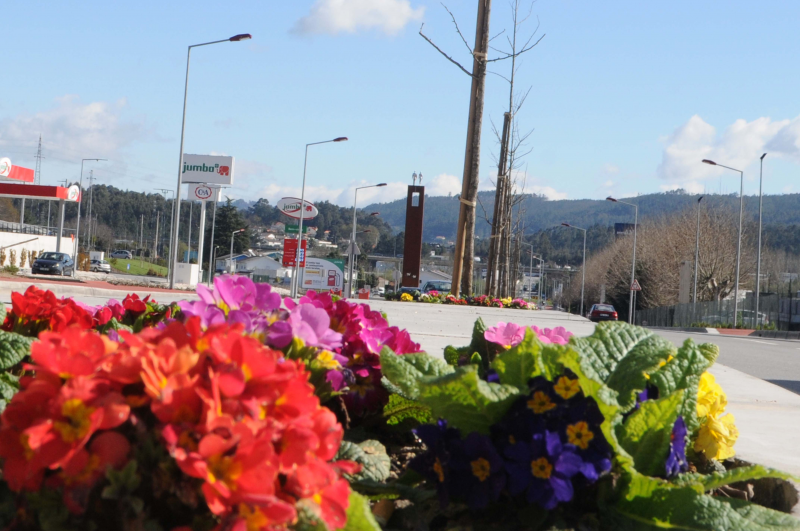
<box><xmin>2</xmin><ymin>0</ymin><xmax>800</xmax><ymax>208</ymax></box>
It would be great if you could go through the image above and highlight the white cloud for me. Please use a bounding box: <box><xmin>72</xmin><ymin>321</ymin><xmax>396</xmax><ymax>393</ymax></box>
<box><xmin>0</xmin><ymin>95</ymin><xmax>146</xmax><ymax>162</ymax></box>
<box><xmin>655</xmin><ymin>114</ymin><xmax>800</xmax><ymax>189</ymax></box>
<box><xmin>293</xmin><ymin>0</ymin><xmax>425</xmax><ymax>36</ymax></box>
<box><xmin>528</xmin><ymin>185</ymin><xmax>568</xmax><ymax>200</ymax></box>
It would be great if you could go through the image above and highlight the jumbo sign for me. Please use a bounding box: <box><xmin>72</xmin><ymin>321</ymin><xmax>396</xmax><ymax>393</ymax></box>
<box><xmin>181</xmin><ymin>154</ymin><xmax>234</xmax><ymax>185</ymax></box>
<box><xmin>276</xmin><ymin>197</ymin><xmax>319</xmax><ymax>220</ymax></box>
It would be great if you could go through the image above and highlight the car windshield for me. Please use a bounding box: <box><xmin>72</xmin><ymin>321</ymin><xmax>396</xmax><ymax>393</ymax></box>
<box><xmin>595</xmin><ymin>305</ymin><xmax>615</xmax><ymax>312</ymax></box>
<box><xmin>39</xmin><ymin>252</ymin><xmax>63</xmax><ymax>261</ymax></box>
<box><xmin>428</xmin><ymin>282</ymin><xmax>451</xmax><ymax>291</ymax></box>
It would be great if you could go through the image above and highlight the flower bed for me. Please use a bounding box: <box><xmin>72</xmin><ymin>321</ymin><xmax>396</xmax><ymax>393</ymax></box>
<box><xmin>389</xmin><ymin>290</ymin><xmax>536</xmax><ymax>310</ymax></box>
<box><xmin>0</xmin><ymin>278</ymin><xmax>796</xmax><ymax>530</ymax></box>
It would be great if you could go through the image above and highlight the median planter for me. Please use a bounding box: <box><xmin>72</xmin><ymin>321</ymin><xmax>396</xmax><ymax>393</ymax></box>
<box><xmin>0</xmin><ymin>279</ymin><xmax>796</xmax><ymax>530</ymax></box>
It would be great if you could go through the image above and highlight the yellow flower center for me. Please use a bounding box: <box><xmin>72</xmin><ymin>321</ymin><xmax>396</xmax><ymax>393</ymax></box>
<box><xmin>508</xmin><ymin>435</ymin><xmax>516</xmax><ymax>445</ymax></box>
<box><xmin>19</xmin><ymin>433</ymin><xmax>34</xmax><ymax>460</ymax></box>
<box><xmin>317</xmin><ymin>350</ymin><xmax>340</xmax><ymax>370</ymax></box>
<box><xmin>566</xmin><ymin>421</ymin><xmax>595</xmax><ymax>450</ymax></box>
<box><xmin>239</xmin><ymin>504</ymin><xmax>270</xmax><ymax>531</ymax></box>
<box><xmin>531</xmin><ymin>457</ymin><xmax>553</xmax><ymax>479</ymax></box>
<box><xmin>553</xmin><ymin>377</ymin><xmax>581</xmax><ymax>400</ymax></box>
<box><xmin>433</xmin><ymin>458</ymin><xmax>445</xmax><ymax>482</ymax></box>
<box><xmin>217</xmin><ymin>301</ymin><xmax>230</xmax><ymax>316</ymax></box>
<box><xmin>470</xmin><ymin>457</ymin><xmax>491</xmax><ymax>482</ymax></box>
<box><xmin>241</xmin><ymin>364</ymin><xmax>253</xmax><ymax>382</ymax></box>
<box><xmin>206</xmin><ymin>454</ymin><xmax>243</xmax><ymax>488</ymax></box>
<box><xmin>53</xmin><ymin>398</ymin><xmax>95</xmax><ymax>443</ymax></box>
<box><xmin>527</xmin><ymin>391</ymin><xmax>556</xmax><ymax>414</ymax></box>
<box><xmin>313</xmin><ymin>492</ymin><xmax>323</xmax><ymax>505</ymax></box>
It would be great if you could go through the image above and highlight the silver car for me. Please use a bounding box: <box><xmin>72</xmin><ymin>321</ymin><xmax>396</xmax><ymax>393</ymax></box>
<box><xmin>90</xmin><ymin>259</ymin><xmax>111</xmax><ymax>274</ymax></box>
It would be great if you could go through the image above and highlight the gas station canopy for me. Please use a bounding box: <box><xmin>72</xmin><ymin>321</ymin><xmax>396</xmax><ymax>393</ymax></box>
<box><xmin>0</xmin><ymin>183</ymin><xmax>81</xmax><ymax>202</ymax></box>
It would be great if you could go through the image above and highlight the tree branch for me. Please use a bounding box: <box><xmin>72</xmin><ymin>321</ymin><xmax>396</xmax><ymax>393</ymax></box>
<box><xmin>419</xmin><ymin>23</ymin><xmax>473</xmax><ymax>77</ymax></box>
<box><xmin>441</xmin><ymin>3</ymin><xmax>473</xmax><ymax>56</ymax></box>
<box><xmin>486</xmin><ymin>33</ymin><xmax>545</xmax><ymax>63</ymax></box>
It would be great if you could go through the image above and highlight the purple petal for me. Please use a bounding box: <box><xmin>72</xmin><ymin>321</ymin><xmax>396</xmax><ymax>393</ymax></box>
<box><xmin>555</xmin><ymin>450</ymin><xmax>583</xmax><ymax>478</ymax></box>
<box><xmin>549</xmin><ymin>474</ymin><xmax>574</xmax><ymax>502</ymax></box>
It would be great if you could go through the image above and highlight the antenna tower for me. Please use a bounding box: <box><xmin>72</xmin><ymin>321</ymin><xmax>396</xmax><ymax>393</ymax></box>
<box><xmin>33</xmin><ymin>134</ymin><xmax>44</xmax><ymax>185</ymax></box>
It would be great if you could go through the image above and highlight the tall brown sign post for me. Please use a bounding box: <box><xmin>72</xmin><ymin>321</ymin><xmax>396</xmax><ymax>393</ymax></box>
<box><xmin>402</xmin><ymin>185</ymin><xmax>425</xmax><ymax>287</ymax></box>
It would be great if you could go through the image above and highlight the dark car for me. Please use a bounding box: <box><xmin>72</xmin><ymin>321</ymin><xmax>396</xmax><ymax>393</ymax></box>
<box><xmin>588</xmin><ymin>304</ymin><xmax>618</xmax><ymax>322</ymax></box>
<box><xmin>32</xmin><ymin>252</ymin><xmax>75</xmax><ymax>276</ymax></box>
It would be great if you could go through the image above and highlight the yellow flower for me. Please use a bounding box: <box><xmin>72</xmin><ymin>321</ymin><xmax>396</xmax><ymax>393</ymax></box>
<box><xmin>527</xmin><ymin>391</ymin><xmax>556</xmax><ymax>414</ymax></box>
<box><xmin>553</xmin><ymin>377</ymin><xmax>581</xmax><ymax>400</ymax></box>
<box><xmin>315</xmin><ymin>350</ymin><xmax>340</xmax><ymax>370</ymax></box>
<box><xmin>694</xmin><ymin>412</ymin><xmax>739</xmax><ymax>460</ymax></box>
<box><xmin>400</xmin><ymin>293</ymin><xmax>413</xmax><ymax>302</ymax></box>
<box><xmin>697</xmin><ymin>372</ymin><xmax>726</xmax><ymax>418</ymax></box>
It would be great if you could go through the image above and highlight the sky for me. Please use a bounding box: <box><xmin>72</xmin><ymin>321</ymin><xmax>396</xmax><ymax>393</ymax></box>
<box><xmin>2</xmin><ymin>0</ymin><xmax>800</xmax><ymax>209</ymax></box>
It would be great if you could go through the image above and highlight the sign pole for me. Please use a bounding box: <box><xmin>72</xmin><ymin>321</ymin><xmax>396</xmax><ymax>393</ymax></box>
<box><xmin>197</xmin><ymin>199</ymin><xmax>207</xmax><ymax>284</ymax></box>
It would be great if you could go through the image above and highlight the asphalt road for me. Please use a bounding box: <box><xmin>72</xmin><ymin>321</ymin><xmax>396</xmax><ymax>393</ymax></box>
<box><xmin>654</xmin><ymin>330</ymin><xmax>800</xmax><ymax>395</ymax></box>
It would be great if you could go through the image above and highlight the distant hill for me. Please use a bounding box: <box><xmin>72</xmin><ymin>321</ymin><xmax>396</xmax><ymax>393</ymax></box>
<box><xmin>365</xmin><ymin>191</ymin><xmax>800</xmax><ymax>241</ymax></box>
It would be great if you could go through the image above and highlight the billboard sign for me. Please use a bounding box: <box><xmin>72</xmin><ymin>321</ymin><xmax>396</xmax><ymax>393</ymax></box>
<box><xmin>276</xmin><ymin>197</ymin><xmax>319</xmax><ymax>220</ymax></box>
<box><xmin>181</xmin><ymin>154</ymin><xmax>234</xmax><ymax>185</ymax></box>
<box><xmin>188</xmin><ymin>183</ymin><xmax>221</xmax><ymax>202</ymax></box>
<box><xmin>66</xmin><ymin>185</ymin><xmax>81</xmax><ymax>202</ymax></box>
<box><xmin>302</xmin><ymin>257</ymin><xmax>344</xmax><ymax>292</ymax></box>
<box><xmin>282</xmin><ymin>238</ymin><xmax>307</xmax><ymax>267</ymax></box>
<box><xmin>0</xmin><ymin>158</ymin><xmax>10</xmax><ymax>178</ymax></box>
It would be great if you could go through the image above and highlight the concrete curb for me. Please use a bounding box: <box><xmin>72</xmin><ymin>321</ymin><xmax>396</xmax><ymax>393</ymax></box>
<box><xmin>645</xmin><ymin>325</ymin><xmax>800</xmax><ymax>341</ymax></box>
<box><xmin>0</xmin><ymin>280</ymin><xmax>200</xmax><ymax>303</ymax></box>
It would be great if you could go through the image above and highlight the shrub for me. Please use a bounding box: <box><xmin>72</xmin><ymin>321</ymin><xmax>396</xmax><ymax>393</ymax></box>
<box><xmin>19</xmin><ymin>249</ymin><xmax>27</xmax><ymax>268</ymax></box>
<box><xmin>8</xmin><ymin>249</ymin><xmax>16</xmax><ymax>267</ymax></box>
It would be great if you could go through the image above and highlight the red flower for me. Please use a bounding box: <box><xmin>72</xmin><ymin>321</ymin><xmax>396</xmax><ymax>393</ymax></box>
<box><xmin>123</xmin><ymin>294</ymin><xmax>149</xmax><ymax>315</ymax></box>
<box><xmin>285</xmin><ymin>459</ymin><xmax>351</xmax><ymax>530</ymax></box>
<box><xmin>30</xmin><ymin>327</ymin><xmax>112</xmax><ymax>379</ymax></box>
<box><xmin>3</xmin><ymin>286</ymin><xmax>93</xmax><ymax>336</ymax></box>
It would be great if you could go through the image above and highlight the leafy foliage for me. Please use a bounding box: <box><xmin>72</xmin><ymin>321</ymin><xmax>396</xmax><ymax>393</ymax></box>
<box><xmin>335</xmin><ymin>440</ymin><xmax>392</xmax><ymax>483</ymax></box>
<box><xmin>617</xmin><ymin>391</ymin><xmax>683</xmax><ymax>476</ymax></box>
<box><xmin>379</xmin><ymin>348</ymin><xmax>454</xmax><ymax>400</ymax></box>
<box><xmin>416</xmin><ymin>364</ymin><xmax>521</xmax><ymax>434</ymax></box>
<box><xmin>382</xmin><ymin>394</ymin><xmax>433</xmax><ymax>426</ymax></box>
<box><xmin>0</xmin><ymin>329</ymin><xmax>33</xmax><ymax>369</ymax></box>
<box><xmin>342</xmin><ymin>492</ymin><xmax>382</xmax><ymax>531</ymax></box>
<box><xmin>0</xmin><ymin>372</ymin><xmax>19</xmax><ymax>413</ymax></box>
<box><xmin>673</xmin><ymin>465</ymin><xmax>799</xmax><ymax>492</ymax></box>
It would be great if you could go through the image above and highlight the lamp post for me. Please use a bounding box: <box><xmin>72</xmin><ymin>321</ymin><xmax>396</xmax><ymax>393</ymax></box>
<box><xmin>347</xmin><ymin>183</ymin><xmax>387</xmax><ymax>298</ymax></box>
<box><xmin>519</xmin><ymin>241</ymin><xmax>541</xmax><ymax>301</ymax></box>
<box><xmin>702</xmin><ymin>159</ymin><xmax>744</xmax><ymax>327</ymax></box>
<box><xmin>606</xmin><ymin>197</ymin><xmax>638</xmax><ymax>324</ymax></box>
<box><xmin>169</xmin><ymin>33</ymin><xmax>252</xmax><ymax>289</ymax></box>
<box><xmin>693</xmin><ymin>196</ymin><xmax>704</xmax><ymax>317</ymax></box>
<box><xmin>73</xmin><ymin>158</ymin><xmax>106</xmax><ymax>276</ymax></box>
<box><xmin>229</xmin><ymin>229</ymin><xmax>244</xmax><ymax>274</ymax></box>
<box><xmin>561</xmin><ymin>223</ymin><xmax>587</xmax><ymax>317</ymax></box>
<box><xmin>756</xmin><ymin>153</ymin><xmax>767</xmax><ymax>328</ymax></box>
<box><xmin>290</xmin><ymin>137</ymin><xmax>348</xmax><ymax>298</ymax></box>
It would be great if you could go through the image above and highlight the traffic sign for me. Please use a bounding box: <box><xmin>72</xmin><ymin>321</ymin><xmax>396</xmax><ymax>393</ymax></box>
<box><xmin>630</xmin><ymin>279</ymin><xmax>642</xmax><ymax>291</ymax></box>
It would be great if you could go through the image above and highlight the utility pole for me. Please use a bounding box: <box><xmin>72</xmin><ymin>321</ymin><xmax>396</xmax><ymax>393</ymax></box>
<box><xmin>34</xmin><ymin>135</ymin><xmax>45</xmax><ymax>229</ymax></box>
<box><xmin>140</xmin><ymin>214</ymin><xmax>144</xmax><ymax>255</ymax></box>
<box><xmin>154</xmin><ymin>212</ymin><xmax>160</xmax><ymax>259</ymax></box>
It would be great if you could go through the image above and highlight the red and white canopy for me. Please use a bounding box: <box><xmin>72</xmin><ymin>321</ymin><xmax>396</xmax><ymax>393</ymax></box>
<box><xmin>0</xmin><ymin>158</ymin><xmax>34</xmax><ymax>184</ymax></box>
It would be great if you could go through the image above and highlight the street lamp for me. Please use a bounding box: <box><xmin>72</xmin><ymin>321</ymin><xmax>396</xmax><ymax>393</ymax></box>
<box><xmin>606</xmin><ymin>197</ymin><xmax>638</xmax><ymax>324</ymax></box>
<box><xmin>290</xmin><ymin>136</ymin><xmax>348</xmax><ymax>298</ymax></box>
<box><xmin>756</xmin><ymin>153</ymin><xmax>767</xmax><ymax>328</ymax></box>
<box><xmin>519</xmin><ymin>241</ymin><xmax>542</xmax><ymax>301</ymax></box>
<box><xmin>693</xmin><ymin>196</ymin><xmax>704</xmax><ymax>317</ymax></box>
<box><xmin>562</xmin><ymin>223</ymin><xmax>587</xmax><ymax>317</ymax></box>
<box><xmin>169</xmin><ymin>33</ymin><xmax>252</xmax><ymax>289</ymax></box>
<box><xmin>73</xmin><ymin>158</ymin><xmax>106</xmax><ymax>276</ymax></box>
<box><xmin>229</xmin><ymin>229</ymin><xmax>245</xmax><ymax>274</ymax></box>
<box><xmin>702</xmin><ymin>159</ymin><xmax>744</xmax><ymax>327</ymax></box>
<box><xmin>347</xmin><ymin>183</ymin><xmax>387</xmax><ymax>298</ymax></box>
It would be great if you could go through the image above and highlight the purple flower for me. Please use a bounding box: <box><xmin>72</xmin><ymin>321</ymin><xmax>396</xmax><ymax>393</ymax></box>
<box><xmin>448</xmin><ymin>432</ymin><xmax>506</xmax><ymax>510</ymax></box>
<box><xmin>504</xmin><ymin>431</ymin><xmax>583</xmax><ymax>509</ymax></box>
<box><xmin>410</xmin><ymin>420</ymin><xmax>462</xmax><ymax>508</ymax></box>
<box><xmin>178</xmin><ymin>300</ymin><xmax>227</xmax><ymax>328</ymax></box>
<box><xmin>665</xmin><ymin>416</ymin><xmax>689</xmax><ymax>477</ymax></box>
<box><xmin>484</xmin><ymin>322</ymin><xmax>526</xmax><ymax>349</ymax></box>
<box><xmin>200</xmin><ymin>274</ymin><xmax>281</xmax><ymax>313</ymax></box>
<box><xmin>267</xmin><ymin>303</ymin><xmax>343</xmax><ymax>350</ymax></box>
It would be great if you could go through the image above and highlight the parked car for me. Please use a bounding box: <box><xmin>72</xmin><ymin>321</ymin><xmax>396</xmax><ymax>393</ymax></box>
<box><xmin>110</xmin><ymin>250</ymin><xmax>133</xmax><ymax>259</ymax></box>
<box><xmin>90</xmin><ymin>259</ymin><xmax>111</xmax><ymax>274</ymax></box>
<box><xmin>587</xmin><ymin>304</ymin><xmax>618</xmax><ymax>322</ymax></box>
<box><xmin>32</xmin><ymin>252</ymin><xmax>75</xmax><ymax>276</ymax></box>
<box><xmin>421</xmin><ymin>280</ymin><xmax>452</xmax><ymax>293</ymax></box>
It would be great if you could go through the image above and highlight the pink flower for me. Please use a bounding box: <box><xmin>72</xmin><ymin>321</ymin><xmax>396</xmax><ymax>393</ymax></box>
<box><xmin>268</xmin><ymin>304</ymin><xmax>343</xmax><ymax>350</ymax></box>
<box><xmin>531</xmin><ymin>325</ymin><xmax>573</xmax><ymax>345</ymax></box>
<box><xmin>484</xmin><ymin>322</ymin><xmax>526</xmax><ymax>349</ymax></box>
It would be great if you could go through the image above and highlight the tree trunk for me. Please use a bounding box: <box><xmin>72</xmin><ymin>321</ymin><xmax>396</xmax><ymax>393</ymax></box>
<box><xmin>452</xmin><ymin>0</ymin><xmax>492</xmax><ymax>297</ymax></box>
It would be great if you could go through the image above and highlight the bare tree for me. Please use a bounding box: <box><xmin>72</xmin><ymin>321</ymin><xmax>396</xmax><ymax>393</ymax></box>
<box><xmin>421</xmin><ymin>1</ymin><xmax>543</xmax><ymax>295</ymax></box>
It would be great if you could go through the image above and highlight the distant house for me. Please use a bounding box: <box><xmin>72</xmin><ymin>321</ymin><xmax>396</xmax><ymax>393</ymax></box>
<box><xmin>239</xmin><ymin>255</ymin><xmax>287</xmax><ymax>279</ymax></box>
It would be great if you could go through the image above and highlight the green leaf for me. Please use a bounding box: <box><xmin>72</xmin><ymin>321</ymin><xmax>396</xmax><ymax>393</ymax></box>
<box><xmin>0</xmin><ymin>302</ymin><xmax>6</xmax><ymax>325</ymax></box>
<box><xmin>468</xmin><ymin>317</ymin><xmax>490</xmax><ymax>360</ymax></box>
<box><xmin>0</xmin><ymin>372</ymin><xmax>20</xmax><ymax>413</ymax></box>
<box><xmin>673</xmin><ymin>465</ymin><xmax>799</xmax><ymax>492</ymax></box>
<box><xmin>102</xmin><ymin>460</ymin><xmax>141</xmax><ymax>500</ymax></box>
<box><xmin>443</xmin><ymin>344</ymin><xmax>465</xmax><ymax>366</ymax></box>
<box><xmin>382</xmin><ymin>394</ymin><xmax>432</xmax><ymax>426</ymax></box>
<box><xmin>343</xmin><ymin>492</ymin><xmax>382</xmax><ymax>531</ymax></box>
<box><xmin>379</xmin><ymin>348</ymin><xmax>454</xmax><ymax>400</ymax></box>
<box><xmin>491</xmin><ymin>329</ymin><xmax>542</xmax><ymax>390</ymax></box>
<box><xmin>617</xmin><ymin>390</ymin><xmax>683</xmax><ymax>477</ymax></box>
<box><xmin>648</xmin><ymin>339</ymin><xmax>718</xmax><ymax>434</ymax></box>
<box><xmin>604</xmin><ymin>471</ymin><xmax>800</xmax><ymax>530</ymax></box>
<box><xmin>0</xmin><ymin>330</ymin><xmax>33</xmax><ymax>369</ymax></box>
<box><xmin>350</xmin><ymin>479</ymin><xmax>436</xmax><ymax>504</ymax></box>
<box><xmin>569</xmin><ymin>322</ymin><xmax>676</xmax><ymax>412</ymax></box>
<box><xmin>335</xmin><ymin>440</ymin><xmax>391</xmax><ymax>483</ymax></box>
<box><xmin>417</xmin><ymin>365</ymin><xmax>521</xmax><ymax>434</ymax></box>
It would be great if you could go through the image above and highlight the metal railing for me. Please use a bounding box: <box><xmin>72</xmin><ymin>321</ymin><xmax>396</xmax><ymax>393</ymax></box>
<box><xmin>635</xmin><ymin>293</ymin><xmax>798</xmax><ymax>330</ymax></box>
<box><xmin>0</xmin><ymin>221</ymin><xmax>75</xmax><ymax>238</ymax></box>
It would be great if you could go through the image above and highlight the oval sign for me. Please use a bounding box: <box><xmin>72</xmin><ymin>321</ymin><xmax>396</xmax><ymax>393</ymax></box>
<box><xmin>193</xmin><ymin>185</ymin><xmax>213</xmax><ymax>200</ymax></box>
<box><xmin>67</xmin><ymin>184</ymin><xmax>81</xmax><ymax>202</ymax></box>
<box><xmin>0</xmin><ymin>158</ymin><xmax>11</xmax><ymax>178</ymax></box>
<box><xmin>276</xmin><ymin>197</ymin><xmax>319</xmax><ymax>220</ymax></box>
